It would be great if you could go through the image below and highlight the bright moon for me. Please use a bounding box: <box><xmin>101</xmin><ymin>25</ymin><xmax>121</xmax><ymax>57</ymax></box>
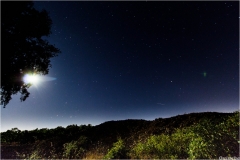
<box><xmin>23</xmin><ymin>74</ymin><xmax>40</xmax><ymax>85</ymax></box>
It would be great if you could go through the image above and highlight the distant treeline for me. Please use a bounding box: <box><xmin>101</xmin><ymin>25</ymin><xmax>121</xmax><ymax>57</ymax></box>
<box><xmin>1</xmin><ymin>124</ymin><xmax>92</xmax><ymax>144</ymax></box>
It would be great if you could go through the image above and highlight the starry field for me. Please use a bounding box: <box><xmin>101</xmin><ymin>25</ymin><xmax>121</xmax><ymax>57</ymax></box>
<box><xmin>1</xmin><ymin>1</ymin><xmax>239</xmax><ymax>131</ymax></box>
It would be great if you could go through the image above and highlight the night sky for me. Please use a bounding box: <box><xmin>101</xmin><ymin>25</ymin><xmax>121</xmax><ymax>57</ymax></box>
<box><xmin>1</xmin><ymin>1</ymin><xmax>239</xmax><ymax>132</ymax></box>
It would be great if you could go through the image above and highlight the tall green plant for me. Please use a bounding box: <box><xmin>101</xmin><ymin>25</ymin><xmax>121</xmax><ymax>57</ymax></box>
<box><xmin>194</xmin><ymin>111</ymin><xmax>239</xmax><ymax>158</ymax></box>
<box><xmin>130</xmin><ymin>128</ymin><xmax>197</xmax><ymax>159</ymax></box>
<box><xmin>130</xmin><ymin>112</ymin><xmax>239</xmax><ymax>159</ymax></box>
<box><xmin>63</xmin><ymin>136</ymin><xmax>88</xmax><ymax>159</ymax></box>
<box><xmin>104</xmin><ymin>138</ymin><xmax>128</xmax><ymax>159</ymax></box>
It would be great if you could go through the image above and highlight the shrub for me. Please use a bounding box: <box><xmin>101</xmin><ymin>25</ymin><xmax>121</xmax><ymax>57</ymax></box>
<box><xmin>130</xmin><ymin>128</ymin><xmax>197</xmax><ymax>159</ymax></box>
<box><xmin>63</xmin><ymin>136</ymin><xmax>88</xmax><ymax>159</ymax></box>
<box><xmin>129</xmin><ymin>113</ymin><xmax>239</xmax><ymax>160</ymax></box>
<box><xmin>104</xmin><ymin>138</ymin><xmax>128</xmax><ymax>159</ymax></box>
<box><xmin>187</xmin><ymin>134</ymin><xmax>208</xmax><ymax>159</ymax></box>
<box><xmin>190</xmin><ymin>111</ymin><xmax>239</xmax><ymax>158</ymax></box>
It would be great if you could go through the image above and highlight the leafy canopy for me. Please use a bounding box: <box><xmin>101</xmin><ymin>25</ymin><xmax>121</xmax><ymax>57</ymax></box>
<box><xmin>1</xmin><ymin>1</ymin><xmax>61</xmax><ymax>107</ymax></box>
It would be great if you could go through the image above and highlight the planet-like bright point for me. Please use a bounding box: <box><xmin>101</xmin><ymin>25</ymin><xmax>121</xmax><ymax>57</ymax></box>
<box><xmin>203</xmin><ymin>72</ymin><xmax>207</xmax><ymax>77</ymax></box>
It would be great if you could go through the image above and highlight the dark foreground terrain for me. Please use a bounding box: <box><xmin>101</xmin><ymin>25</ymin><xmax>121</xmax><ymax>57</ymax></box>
<box><xmin>1</xmin><ymin>111</ymin><xmax>239</xmax><ymax>159</ymax></box>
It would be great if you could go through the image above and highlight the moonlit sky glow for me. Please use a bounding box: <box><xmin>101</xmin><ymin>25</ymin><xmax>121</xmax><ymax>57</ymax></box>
<box><xmin>1</xmin><ymin>1</ymin><xmax>239</xmax><ymax>132</ymax></box>
<box><xmin>23</xmin><ymin>74</ymin><xmax>40</xmax><ymax>85</ymax></box>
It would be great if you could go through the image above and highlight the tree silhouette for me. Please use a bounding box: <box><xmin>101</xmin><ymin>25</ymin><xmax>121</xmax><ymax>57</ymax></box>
<box><xmin>1</xmin><ymin>1</ymin><xmax>61</xmax><ymax>107</ymax></box>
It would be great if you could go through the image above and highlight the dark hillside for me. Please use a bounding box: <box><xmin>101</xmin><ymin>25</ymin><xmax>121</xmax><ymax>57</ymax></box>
<box><xmin>146</xmin><ymin>112</ymin><xmax>233</xmax><ymax>135</ymax></box>
<box><xmin>89</xmin><ymin>119</ymin><xmax>150</xmax><ymax>142</ymax></box>
<box><xmin>88</xmin><ymin>112</ymin><xmax>234</xmax><ymax>147</ymax></box>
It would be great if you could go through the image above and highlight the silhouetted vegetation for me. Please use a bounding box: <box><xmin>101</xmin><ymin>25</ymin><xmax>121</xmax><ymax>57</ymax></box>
<box><xmin>1</xmin><ymin>1</ymin><xmax>60</xmax><ymax>107</ymax></box>
<box><xmin>1</xmin><ymin>111</ymin><xmax>239</xmax><ymax>159</ymax></box>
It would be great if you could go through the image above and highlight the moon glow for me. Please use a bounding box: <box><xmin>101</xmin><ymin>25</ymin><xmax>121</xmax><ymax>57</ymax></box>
<box><xmin>23</xmin><ymin>74</ymin><xmax>40</xmax><ymax>85</ymax></box>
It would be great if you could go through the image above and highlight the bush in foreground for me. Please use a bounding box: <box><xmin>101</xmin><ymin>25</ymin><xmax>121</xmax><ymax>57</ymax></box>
<box><xmin>104</xmin><ymin>138</ymin><xmax>128</xmax><ymax>159</ymax></box>
<box><xmin>129</xmin><ymin>111</ymin><xmax>239</xmax><ymax>159</ymax></box>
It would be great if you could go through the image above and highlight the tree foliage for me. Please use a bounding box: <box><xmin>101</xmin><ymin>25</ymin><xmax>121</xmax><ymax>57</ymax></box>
<box><xmin>1</xmin><ymin>1</ymin><xmax>60</xmax><ymax>107</ymax></box>
<box><xmin>129</xmin><ymin>111</ymin><xmax>239</xmax><ymax>159</ymax></box>
<box><xmin>104</xmin><ymin>138</ymin><xmax>128</xmax><ymax>159</ymax></box>
<box><xmin>63</xmin><ymin>136</ymin><xmax>88</xmax><ymax>159</ymax></box>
